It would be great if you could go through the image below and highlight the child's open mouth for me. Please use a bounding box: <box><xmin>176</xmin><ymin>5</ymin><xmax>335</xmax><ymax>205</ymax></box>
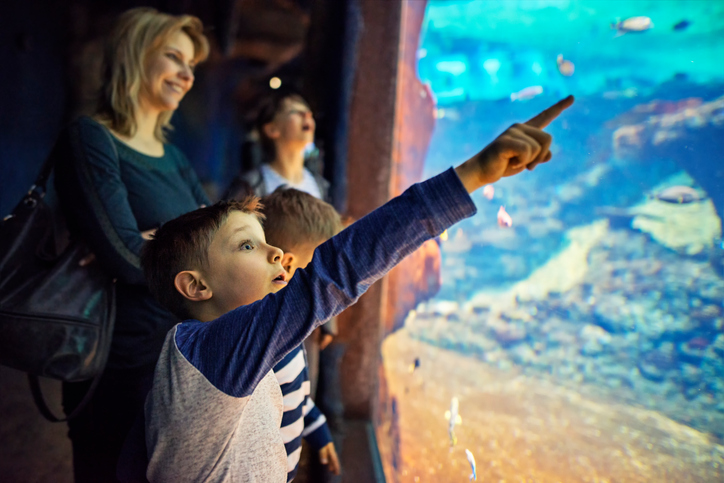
<box><xmin>272</xmin><ymin>272</ymin><xmax>288</xmax><ymax>286</ymax></box>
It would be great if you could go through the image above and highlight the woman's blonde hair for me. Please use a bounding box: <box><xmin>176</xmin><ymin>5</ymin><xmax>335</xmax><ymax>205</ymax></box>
<box><xmin>96</xmin><ymin>7</ymin><xmax>209</xmax><ymax>142</ymax></box>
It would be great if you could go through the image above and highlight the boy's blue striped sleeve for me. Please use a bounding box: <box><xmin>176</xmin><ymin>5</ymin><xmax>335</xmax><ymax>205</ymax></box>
<box><xmin>302</xmin><ymin>400</ymin><xmax>333</xmax><ymax>450</ymax></box>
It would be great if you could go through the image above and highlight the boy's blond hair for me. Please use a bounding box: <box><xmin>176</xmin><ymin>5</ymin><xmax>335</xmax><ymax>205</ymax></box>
<box><xmin>261</xmin><ymin>188</ymin><xmax>343</xmax><ymax>252</ymax></box>
<box><xmin>96</xmin><ymin>7</ymin><xmax>209</xmax><ymax>142</ymax></box>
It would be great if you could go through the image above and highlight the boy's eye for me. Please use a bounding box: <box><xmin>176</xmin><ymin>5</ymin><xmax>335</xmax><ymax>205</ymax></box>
<box><xmin>239</xmin><ymin>241</ymin><xmax>254</xmax><ymax>251</ymax></box>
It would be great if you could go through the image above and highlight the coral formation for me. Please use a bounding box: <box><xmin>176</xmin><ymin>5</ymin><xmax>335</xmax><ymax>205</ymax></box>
<box><xmin>407</xmin><ymin>223</ymin><xmax>724</xmax><ymax>438</ymax></box>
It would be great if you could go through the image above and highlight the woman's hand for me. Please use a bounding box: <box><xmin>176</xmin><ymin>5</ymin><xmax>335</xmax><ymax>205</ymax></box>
<box><xmin>319</xmin><ymin>442</ymin><xmax>341</xmax><ymax>475</ymax></box>
<box><xmin>455</xmin><ymin>95</ymin><xmax>574</xmax><ymax>192</ymax></box>
<box><xmin>80</xmin><ymin>227</ymin><xmax>156</xmax><ymax>267</ymax></box>
<box><xmin>141</xmin><ymin>229</ymin><xmax>157</xmax><ymax>240</ymax></box>
<box><xmin>79</xmin><ymin>253</ymin><xmax>96</xmax><ymax>267</ymax></box>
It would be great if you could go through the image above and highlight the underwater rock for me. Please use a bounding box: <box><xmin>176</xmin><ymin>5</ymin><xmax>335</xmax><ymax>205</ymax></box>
<box><xmin>491</xmin><ymin>321</ymin><xmax>527</xmax><ymax>346</ymax></box>
<box><xmin>579</xmin><ymin>324</ymin><xmax>612</xmax><ymax>355</ymax></box>
<box><xmin>597</xmin><ymin>172</ymin><xmax>722</xmax><ymax>255</ymax></box>
<box><xmin>608</xmin><ymin>95</ymin><xmax>724</xmax><ymax>237</ymax></box>
<box><xmin>681</xmin><ymin>364</ymin><xmax>705</xmax><ymax>401</ymax></box>
<box><xmin>712</xmin><ymin>335</ymin><xmax>724</xmax><ymax>358</ymax></box>
<box><xmin>609</xmin><ymin>96</ymin><xmax>724</xmax><ymax>159</ymax></box>
<box><xmin>630</xmin><ymin>187</ymin><xmax>722</xmax><ymax>256</ymax></box>
<box><xmin>638</xmin><ymin>345</ymin><xmax>678</xmax><ymax>382</ymax></box>
<box><xmin>678</xmin><ymin>337</ymin><xmax>711</xmax><ymax>364</ymax></box>
<box><xmin>468</xmin><ymin>220</ymin><xmax>609</xmax><ymax>309</ymax></box>
<box><xmin>509</xmin><ymin>343</ymin><xmax>538</xmax><ymax>366</ymax></box>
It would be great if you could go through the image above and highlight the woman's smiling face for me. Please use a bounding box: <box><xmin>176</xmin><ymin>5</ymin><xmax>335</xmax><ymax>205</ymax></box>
<box><xmin>141</xmin><ymin>30</ymin><xmax>196</xmax><ymax>113</ymax></box>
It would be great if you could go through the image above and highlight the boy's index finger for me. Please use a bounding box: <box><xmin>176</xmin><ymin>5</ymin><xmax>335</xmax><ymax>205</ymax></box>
<box><xmin>525</xmin><ymin>95</ymin><xmax>575</xmax><ymax>129</ymax></box>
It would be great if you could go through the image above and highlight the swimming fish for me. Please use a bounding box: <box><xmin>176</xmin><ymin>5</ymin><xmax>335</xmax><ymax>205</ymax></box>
<box><xmin>408</xmin><ymin>357</ymin><xmax>421</xmax><ymax>373</ymax></box>
<box><xmin>611</xmin><ymin>16</ymin><xmax>654</xmax><ymax>37</ymax></box>
<box><xmin>497</xmin><ymin>206</ymin><xmax>512</xmax><ymax>228</ymax></box>
<box><xmin>444</xmin><ymin>397</ymin><xmax>462</xmax><ymax>447</ymax></box>
<box><xmin>652</xmin><ymin>185</ymin><xmax>707</xmax><ymax>204</ymax></box>
<box><xmin>483</xmin><ymin>58</ymin><xmax>501</xmax><ymax>84</ymax></box>
<box><xmin>465</xmin><ymin>449</ymin><xmax>477</xmax><ymax>481</ymax></box>
<box><xmin>673</xmin><ymin>20</ymin><xmax>691</xmax><ymax>31</ymax></box>
<box><xmin>483</xmin><ymin>184</ymin><xmax>495</xmax><ymax>200</ymax></box>
<box><xmin>556</xmin><ymin>54</ymin><xmax>574</xmax><ymax>76</ymax></box>
<box><xmin>510</xmin><ymin>85</ymin><xmax>543</xmax><ymax>102</ymax></box>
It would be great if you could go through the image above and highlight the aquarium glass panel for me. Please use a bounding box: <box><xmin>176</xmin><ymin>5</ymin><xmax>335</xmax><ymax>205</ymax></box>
<box><xmin>378</xmin><ymin>1</ymin><xmax>724</xmax><ymax>481</ymax></box>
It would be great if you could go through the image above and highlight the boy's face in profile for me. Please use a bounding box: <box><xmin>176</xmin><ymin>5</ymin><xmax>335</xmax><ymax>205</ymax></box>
<box><xmin>203</xmin><ymin>211</ymin><xmax>288</xmax><ymax>314</ymax></box>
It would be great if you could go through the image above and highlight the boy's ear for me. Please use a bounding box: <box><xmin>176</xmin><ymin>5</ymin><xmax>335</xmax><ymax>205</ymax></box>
<box><xmin>263</xmin><ymin>122</ymin><xmax>280</xmax><ymax>141</ymax></box>
<box><xmin>281</xmin><ymin>252</ymin><xmax>296</xmax><ymax>276</ymax></box>
<box><xmin>174</xmin><ymin>271</ymin><xmax>212</xmax><ymax>302</ymax></box>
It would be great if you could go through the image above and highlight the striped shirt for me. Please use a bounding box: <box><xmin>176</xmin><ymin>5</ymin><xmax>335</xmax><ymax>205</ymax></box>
<box><xmin>274</xmin><ymin>345</ymin><xmax>332</xmax><ymax>481</ymax></box>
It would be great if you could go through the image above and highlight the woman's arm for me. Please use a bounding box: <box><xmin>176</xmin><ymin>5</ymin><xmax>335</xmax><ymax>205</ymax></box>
<box><xmin>54</xmin><ymin>117</ymin><xmax>147</xmax><ymax>285</ymax></box>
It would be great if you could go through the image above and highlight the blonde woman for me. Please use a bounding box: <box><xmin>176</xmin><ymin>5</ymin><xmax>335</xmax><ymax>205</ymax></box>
<box><xmin>52</xmin><ymin>8</ymin><xmax>209</xmax><ymax>482</ymax></box>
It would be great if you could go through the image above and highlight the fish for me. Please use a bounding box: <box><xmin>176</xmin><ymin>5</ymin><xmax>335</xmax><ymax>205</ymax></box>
<box><xmin>556</xmin><ymin>54</ymin><xmax>575</xmax><ymax>76</ymax></box>
<box><xmin>444</xmin><ymin>397</ymin><xmax>462</xmax><ymax>446</ymax></box>
<box><xmin>465</xmin><ymin>449</ymin><xmax>477</xmax><ymax>481</ymax></box>
<box><xmin>483</xmin><ymin>58</ymin><xmax>501</xmax><ymax>76</ymax></box>
<box><xmin>436</xmin><ymin>60</ymin><xmax>467</xmax><ymax>76</ymax></box>
<box><xmin>673</xmin><ymin>20</ymin><xmax>691</xmax><ymax>31</ymax></box>
<box><xmin>408</xmin><ymin>357</ymin><xmax>421</xmax><ymax>373</ymax></box>
<box><xmin>483</xmin><ymin>184</ymin><xmax>495</xmax><ymax>200</ymax></box>
<box><xmin>510</xmin><ymin>85</ymin><xmax>543</xmax><ymax>102</ymax></box>
<box><xmin>611</xmin><ymin>16</ymin><xmax>654</xmax><ymax>37</ymax></box>
<box><xmin>651</xmin><ymin>185</ymin><xmax>707</xmax><ymax>204</ymax></box>
<box><xmin>602</xmin><ymin>88</ymin><xmax>638</xmax><ymax>99</ymax></box>
<box><xmin>497</xmin><ymin>206</ymin><xmax>513</xmax><ymax>228</ymax></box>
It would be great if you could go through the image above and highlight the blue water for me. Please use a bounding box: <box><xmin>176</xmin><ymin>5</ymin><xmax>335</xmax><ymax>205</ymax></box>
<box><xmin>381</xmin><ymin>1</ymin><xmax>724</xmax><ymax>481</ymax></box>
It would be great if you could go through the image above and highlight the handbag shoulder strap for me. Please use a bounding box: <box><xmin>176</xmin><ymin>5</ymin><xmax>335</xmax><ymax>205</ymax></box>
<box><xmin>28</xmin><ymin>373</ymin><xmax>103</xmax><ymax>422</ymax></box>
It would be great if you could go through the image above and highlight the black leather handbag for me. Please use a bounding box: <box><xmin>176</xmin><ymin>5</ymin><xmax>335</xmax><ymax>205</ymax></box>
<box><xmin>0</xmin><ymin>142</ymin><xmax>116</xmax><ymax>422</ymax></box>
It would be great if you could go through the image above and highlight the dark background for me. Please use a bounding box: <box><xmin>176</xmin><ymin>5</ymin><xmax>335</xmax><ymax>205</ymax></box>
<box><xmin>0</xmin><ymin>0</ymin><xmax>359</xmax><ymax>216</ymax></box>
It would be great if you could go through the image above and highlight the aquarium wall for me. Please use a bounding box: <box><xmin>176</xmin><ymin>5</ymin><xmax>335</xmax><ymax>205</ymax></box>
<box><xmin>376</xmin><ymin>1</ymin><xmax>724</xmax><ymax>481</ymax></box>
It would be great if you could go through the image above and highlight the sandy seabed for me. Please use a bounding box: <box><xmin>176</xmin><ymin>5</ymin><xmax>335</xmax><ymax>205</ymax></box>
<box><xmin>378</xmin><ymin>329</ymin><xmax>724</xmax><ymax>483</ymax></box>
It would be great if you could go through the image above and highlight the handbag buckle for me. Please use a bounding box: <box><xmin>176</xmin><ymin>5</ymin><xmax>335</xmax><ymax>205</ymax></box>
<box><xmin>26</xmin><ymin>184</ymin><xmax>46</xmax><ymax>199</ymax></box>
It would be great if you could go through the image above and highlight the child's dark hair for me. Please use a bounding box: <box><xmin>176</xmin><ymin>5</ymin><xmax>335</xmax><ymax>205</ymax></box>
<box><xmin>261</xmin><ymin>188</ymin><xmax>343</xmax><ymax>253</ymax></box>
<box><xmin>141</xmin><ymin>197</ymin><xmax>264</xmax><ymax>320</ymax></box>
<box><xmin>255</xmin><ymin>90</ymin><xmax>309</xmax><ymax>162</ymax></box>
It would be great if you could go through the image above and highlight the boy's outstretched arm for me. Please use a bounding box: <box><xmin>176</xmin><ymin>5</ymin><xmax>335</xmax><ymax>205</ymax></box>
<box><xmin>455</xmin><ymin>95</ymin><xmax>575</xmax><ymax>192</ymax></box>
<box><xmin>177</xmin><ymin>96</ymin><xmax>574</xmax><ymax>398</ymax></box>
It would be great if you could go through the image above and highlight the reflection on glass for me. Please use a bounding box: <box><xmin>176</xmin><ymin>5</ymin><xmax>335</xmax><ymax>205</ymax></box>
<box><xmin>378</xmin><ymin>1</ymin><xmax>724</xmax><ymax>481</ymax></box>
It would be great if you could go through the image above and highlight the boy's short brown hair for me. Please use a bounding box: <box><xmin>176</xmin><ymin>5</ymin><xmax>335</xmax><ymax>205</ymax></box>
<box><xmin>141</xmin><ymin>197</ymin><xmax>264</xmax><ymax>320</ymax></box>
<box><xmin>261</xmin><ymin>188</ymin><xmax>343</xmax><ymax>252</ymax></box>
<box><xmin>255</xmin><ymin>91</ymin><xmax>309</xmax><ymax>161</ymax></box>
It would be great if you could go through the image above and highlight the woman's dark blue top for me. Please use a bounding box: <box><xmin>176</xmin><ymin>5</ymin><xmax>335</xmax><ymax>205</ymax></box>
<box><xmin>54</xmin><ymin>116</ymin><xmax>209</xmax><ymax>370</ymax></box>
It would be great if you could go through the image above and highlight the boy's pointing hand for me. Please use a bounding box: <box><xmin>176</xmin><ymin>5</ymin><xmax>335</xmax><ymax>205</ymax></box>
<box><xmin>455</xmin><ymin>95</ymin><xmax>574</xmax><ymax>193</ymax></box>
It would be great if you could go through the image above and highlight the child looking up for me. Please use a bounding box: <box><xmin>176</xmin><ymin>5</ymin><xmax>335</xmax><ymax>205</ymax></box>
<box><xmin>139</xmin><ymin>96</ymin><xmax>574</xmax><ymax>482</ymax></box>
<box><xmin>261</xmin><ymin>188</ymin><xmax>344</xmax><ymax>480</ymax></box>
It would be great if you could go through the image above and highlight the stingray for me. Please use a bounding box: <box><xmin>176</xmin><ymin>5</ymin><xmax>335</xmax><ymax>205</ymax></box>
<box><xmin>650</xmin><ymin>185</ymin><xmax>708</xmax><ymax>204</ymax></box>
